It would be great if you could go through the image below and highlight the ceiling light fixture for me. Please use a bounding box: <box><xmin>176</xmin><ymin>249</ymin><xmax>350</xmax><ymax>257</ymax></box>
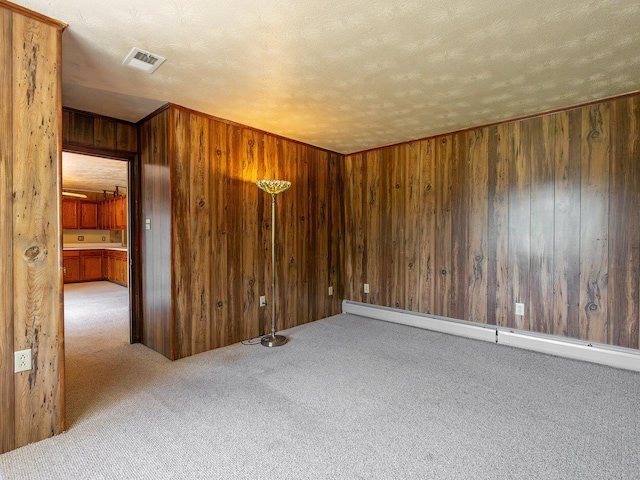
<box><xmin>62</xmin><ymin>191</ymin><xmax>88</xmax><ymax>199</ymax></box>
<box><xmin>122</xmin><ymin>47</ymin><xmax>166</xmax><ymax>74</ymax></box>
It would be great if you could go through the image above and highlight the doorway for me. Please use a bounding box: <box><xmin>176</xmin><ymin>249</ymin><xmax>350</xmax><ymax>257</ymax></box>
<box><xmin>61</xmin><ymin>150</ymin><xmax>140</xmax><ymax>425</ymax></box>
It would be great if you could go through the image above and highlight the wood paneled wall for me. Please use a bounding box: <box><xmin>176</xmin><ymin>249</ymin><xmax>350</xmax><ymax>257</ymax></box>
<box><xmin>0</xmin><ymin>1</ymin><xmax>65</xmax><ymax>454</ymax></box>
<box><xmin>62</xmin><ymin>108</ymin><xmax>138</xmax><ymax>155</ymax></box>
<box><xmin>140</xmin><ymin>108</ymin><xmax>173</xmax><ymax>358</ymax></box>
<box><xmin>140</xmin><ymin>105</ymin><xmax>343</xmax><ymax>359</ymax></box>
<box><xmin>343</xmin><ymin>95</ymin><xmax>640</xmax><ymax>350</ymax></box>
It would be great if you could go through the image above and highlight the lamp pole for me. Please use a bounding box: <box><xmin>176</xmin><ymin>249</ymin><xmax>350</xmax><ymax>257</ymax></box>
<box><xmin>256</xmin><ymin>179</ymin><xmax>291</xmax><ymax>347</ymax></box>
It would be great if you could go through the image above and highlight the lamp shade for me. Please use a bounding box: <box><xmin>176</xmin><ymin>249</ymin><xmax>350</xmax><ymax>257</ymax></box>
<box><xmin>256</xmin><ymin>179</ymin><xmax>291</xmax><ymax>195</ymax></box>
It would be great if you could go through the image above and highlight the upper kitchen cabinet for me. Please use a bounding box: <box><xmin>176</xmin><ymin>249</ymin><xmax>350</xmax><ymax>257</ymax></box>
<box><xmin>62</xmin><ymin>198</ymin><xmax>100</xmax><ymax>230</ymax></box>
<box><xmin>62</xmin><ymin>198</ymin><xmax>79</xmax><ymax>229</ymax></box>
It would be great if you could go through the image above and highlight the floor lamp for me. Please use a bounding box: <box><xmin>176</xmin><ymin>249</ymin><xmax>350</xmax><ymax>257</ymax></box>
<box><xmin>257</xmin><ymin>179</ymin><xmax>291</xmax><ymax>347</ymax></box>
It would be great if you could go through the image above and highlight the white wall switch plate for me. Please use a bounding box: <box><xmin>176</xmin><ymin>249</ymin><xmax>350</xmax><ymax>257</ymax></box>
<box><xmin>259</xmin><ymin>296</ymin><xmax>267</xmax><ymax>307</ymax></box>
<box><xmin>15</xmin><ymin>349</ymin><xmax>32</xmax><ymax>373</ymax></box>
<box><xmin>328</xmin><ymin>286</ymin><xmax>333</xmax><ymax>296</ymax></box>
<box><xmin>515</xmin><ymin>303</ymin><xmax>525</xmax><ymax>316</ymax></box>
<box><xmin>364</xmin><ymin>283</ymin><xmax>370</xmax><ymax>294</ymax></box>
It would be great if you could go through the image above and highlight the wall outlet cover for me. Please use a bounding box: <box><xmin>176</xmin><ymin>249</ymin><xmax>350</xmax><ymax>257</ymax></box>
<box><xmin>515</xmin><ymin>303</ymin><xmax>525</xmax><ymax>316</ymax></box>
<box><xmin>364</xmin><ymin>283</ymin><xmax>370</xmax><ymax>294</ymax></box>
<box><xmin>14</xmin><ymin>349</ymin><xmax>32</xmax><ymax>373</ymax></box>
<box><xmin>328</xmin><ymin>286</ymin><xmax>334</xmax><ymax>296</ymax></box>
<box><xmin>259</xmin><ymin>296</ymin><xmax>267</xmax><ymax>307</ymax></box>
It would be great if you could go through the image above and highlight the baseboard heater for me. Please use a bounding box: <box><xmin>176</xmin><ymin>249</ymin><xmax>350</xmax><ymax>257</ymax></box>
<box><xmin>342</xmin><ymin>300</ymin><xmax>640</xmax><ymax>373</ymax></box>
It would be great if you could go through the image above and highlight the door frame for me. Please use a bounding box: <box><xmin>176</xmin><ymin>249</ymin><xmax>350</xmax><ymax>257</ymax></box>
<box><xmin>61</xmin><ymin>145</ymin><xmax>142</xmax><ymax>343</ymax></box>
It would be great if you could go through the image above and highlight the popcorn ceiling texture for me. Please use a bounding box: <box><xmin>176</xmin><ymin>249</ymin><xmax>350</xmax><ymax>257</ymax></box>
<box><xmin>15</xmin><ymin>0</ymin><xmax>640</xmax><ymax>153</ymax></box>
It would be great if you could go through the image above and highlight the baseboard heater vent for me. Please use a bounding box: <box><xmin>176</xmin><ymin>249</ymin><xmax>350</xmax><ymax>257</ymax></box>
<box><xmin>342</xmin><ymin>300</ymin><xmax>640</xmax><ymax>373</ymax></box>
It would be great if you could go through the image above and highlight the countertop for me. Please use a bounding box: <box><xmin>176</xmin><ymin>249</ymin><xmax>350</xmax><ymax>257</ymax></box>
<box><xmin>63</xmin><ymin>243</ymin><xmax>127</xmax><ymax>252</ymax></box>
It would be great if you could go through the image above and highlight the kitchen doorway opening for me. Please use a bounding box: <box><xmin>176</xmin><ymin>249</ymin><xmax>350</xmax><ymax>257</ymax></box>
<box><xmin>61</xmin><ymin>150</ymin><xmax>141</xmax><ymax>425</ymax></box>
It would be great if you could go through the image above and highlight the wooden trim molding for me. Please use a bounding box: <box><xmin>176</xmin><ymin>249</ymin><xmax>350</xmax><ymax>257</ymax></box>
<box><xmin>0</xmin><ymin>0</ymin><xmax>66</xmax><ymax>30</ymax></box>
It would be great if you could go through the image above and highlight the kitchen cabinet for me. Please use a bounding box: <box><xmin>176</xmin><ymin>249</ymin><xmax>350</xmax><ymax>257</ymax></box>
<box><xmin>62</xmin><ymin>198</ymin><xmax>79</xmax><ymax>229</ymax></box>
<box><xmin>103</xmin><ymin>249</ymin><xmax>128</xmax><ymax>286</ymax></box>
<box><xmin>62</xmin><ymin>251</ymin><xmax>80</xmax><ymax>283</ymax></box>
<box><xmin>99</xmin><ymin>195</ymin><xmax>127</xmax><ymax>230</ymax></box>
<box><xmin>79</xmin><ymin>201</ymin><xmax>98</xmax><ymax>229</ymax></box>
<box><xmin>63</xmin><ymin>199</ymin><xmax>100</xmax><ymax>230</ymax></box>
<box><xmin>80</xmin><ymin>250</ymin><xmax>103</xmax><ymax>281</ymax></box>
<box><xmin>63</xmin><ymin>248</ymin><xmax>127</xmax><ymax>285</ymax></box>
<box><xmin>115</xmin><ymin>195</ymin><xmax>127</xmax><ymax>229</ymax></box>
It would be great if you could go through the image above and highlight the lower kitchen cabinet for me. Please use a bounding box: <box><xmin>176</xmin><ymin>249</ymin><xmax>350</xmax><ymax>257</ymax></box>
<box><xmin>62</xmin><ymin>251</ymin><xmax>80</xmax><ymax>283</ymax></box>
<box><xmin>80</xmin><ymin>250</ymin><xmax>103</xmax><ymax>281</ymax></box>
<box><xmin>63</xmin><ymin>249</ymin><xmax>128</xmax><ymax>286</ymax></box>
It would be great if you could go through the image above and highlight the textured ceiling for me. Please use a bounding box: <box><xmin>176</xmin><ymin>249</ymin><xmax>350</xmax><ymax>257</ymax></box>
<box><xmin>14</xmin><ymin>0</ymin><xmax>640</xmax><ymax>153</ymax></box>
<box><xmin>62</xmin><ymin>153</ymin><xmax>128</xmax><ymax>193</ymax></box>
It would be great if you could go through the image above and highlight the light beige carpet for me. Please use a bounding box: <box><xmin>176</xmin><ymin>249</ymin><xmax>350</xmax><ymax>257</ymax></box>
<box><xmin>1</xmin><ymin>280</ymin><xmax>639</xmax><ymax>479</ymax></box>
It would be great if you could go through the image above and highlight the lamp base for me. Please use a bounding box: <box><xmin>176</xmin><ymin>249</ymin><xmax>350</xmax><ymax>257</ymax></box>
<box><xmin>261</xmin><ymin>334</ymin><xmax>288</xmax><ymax>347</ymax></box>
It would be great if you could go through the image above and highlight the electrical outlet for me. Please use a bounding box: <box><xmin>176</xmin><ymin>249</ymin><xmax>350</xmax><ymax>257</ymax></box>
<box><xmin>328</xmin><ymin>286</ymin><xmax>333</xmax><ymax>296</ymax></box>
<box><xmin>515</xmin><ymin>303</ymin><xmax>525</xmax><ymax>316</ymax></box>
<box><xmin>259</xmin><ymin>296</ymin><xmax>267</xmax><ymax>307</ymax></box>
<box><xmin>78</xmin><ymin>235</ymin><xmax>84</xmax><ymax>241</ymax></box>
<box><xmin>102</xmin><ymin>236</ymin><xmax>106</xmax><ymax>241</ymax></box>
<box><xmin>14</xmin><ymin>349</ymin><xmax>32</xmax><ymax>373</ymax></box>
<box><xmin>364</xmin><ymin>283</ymin><xmax>370</xmax><ymax>294</ymax></box>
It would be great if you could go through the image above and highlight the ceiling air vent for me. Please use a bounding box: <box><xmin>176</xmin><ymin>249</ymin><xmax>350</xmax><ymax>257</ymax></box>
<box><xmin>122</xmin><ymin>47</ymin><xmax>166</xmax><ymax>74</ymax></box>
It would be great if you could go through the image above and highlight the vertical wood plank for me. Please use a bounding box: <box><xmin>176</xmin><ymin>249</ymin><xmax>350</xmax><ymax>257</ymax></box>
<box><xmin>487</xmin><ymin>124</ymin><xmax>510</xmax><ymax>326</ymax></box>
<box><xmin>242</xmin><ymin>128</ymin><xmax>259</xmax><ymax>338</ymax></box>
<box><xmin>467</xmin><ymin>128</ymin><xmax>489</xmax><ymax>324</ymax></box>
<box><xmin>450</xmin><ymin>133</ymin><xmax>468</xmax><ymax>319</ymax></box>
<box><xmin>227</xmin><ymin>127</ymin><xmax>243</xmax><ymax>343</ymax></box>
<box><xmin>297</xmin><ymin>143</ymin><xmax>310</xmax><ymax>325</ymax></box>
<box><xmin>93</xmin><ymin>117</ymin><xmax>116</xmax><ymax>149</ymax></box>
<box><xmin>508</xmin><ymin>120</ymin><xmax>530</xmax><ymax>331</ymax></box>
<box><xmin>391</xmin><ymin>145</ymin><xmax>406</xmax><ymax>308</ymax></box>
<box><xmin>211</xmin><ymin>120</ymin><xmax>229</xmax><ymax>348</ymax></box>
<box><xmin>189</xmin><ymin>114</ymin><xmax>212</xmax><ymax>354</ymax></box>
<box><xmin>141</xmin><ymin>109</ymin><xmax>172</xmax><ymax>358</ymax></box>
<box><xmin>365</xmin><ymin>150</ymin><xmax>381</xmax><ymax>305</ymax></box>
<box><xmin>404</xmin><ymin>142</ymin><xmax>421</xmax><ymax>311</ymax></box>
<box><xmin>171</xmin><ymin>109</ymin><xmax>192</xmax><ymax>358</ymax></box>
<box><xmin>419</xmin><ymin>139</ymin><xmax>436</xmax><ymax>314</ymax></box>
<box><xmin>12</xmin><ymin>13</ymin><xmax>62</xmax><ymax>447</ymax></box>
<box><xmin>580</xmin><ymin>103</ymin><xmax>610</xmax><ymax>343</ymax></box>
<box><xmin>329</xmin><ymin>151</ymin><xmax>344</xmax><ymax>315</ymax></box>
<box><xmin>608</xmin><ymin>97</ymin><xmax>640</xmax><ymax>348</ymax></box>
<box><xmin>529</xmin><ymin>116</ymin><xmax>555</xmax><ymax>334</ymax></box>
<box><xmin>553</xmin><ymin>110</ymin><xmax>581</xmax><ymax>339</ymax></box>
<box><xmin>435</xmin><ymin>136</ymin><xmax>452</xmax><ymax>317</ymax></box>
<box><xmin>342</xmin><ymin>154</ymin><xmax>355</xmax><ymax>300</ymax></box>
<box><xmin>282</xmin><ymin>140</ymin><xmax>299</xmax><ymax>329</ymax></box>
<box><xmin>0</xmin><ymin>5</ymin><xmax>15</xmax><ymax>455</ymax></box>
<box><xmin>380</xmin><ymin>148</ymin><xmax>394</xmax><ymax>306</ymax></box>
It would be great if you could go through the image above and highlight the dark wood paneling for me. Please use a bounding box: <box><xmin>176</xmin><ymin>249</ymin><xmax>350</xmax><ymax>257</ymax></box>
<box><xmin>529</xmin><ymin>116</ymin><xmax>555</xmax><ymax>335</ymax></box>
<box><xmin>553</xmin><ymin>110</ymin><xmax>581</xmax><ymax>339</ymax></box>
<box><xmin>140</xmin><ymin>105</ymin><xmax>343</xmax><ymax>359</ymax></box>
<box><xmin>608</xmin><ymin>97</ymin><xmax>640</xmax><ymax>348</ymax></box>
<box><xmin>343</xmin><ymin>92</ymin><xmax>640</xmax><ymax>350</ymax></box>
<box><xmin>140</xmin><ymin>108</ymin><xmax>172</xmax><ymax>358</ymax></box>
<box><xmin>579</xmin><ymin>104</ymin><xmax>610</xmax><ymax>343</ymax></box>
<box><xmin>0</xmin><ymin>5</ymin><xmax>15</xmax><ymax>455</ymax></box>
<box><xmin>62</xmin><ymin>108</ymin><xmax>138</xmax><ymax>154</ymax></box>
<box><xmin>419</xmin><ymin>139</ymin><xmax>436</xmax><ymax>314</ymax></box>
<box><xmin>435</xmin><ymin>136</ymin><xmax>452</xmax><ymax>317</ymax></box>
<box><xmin>467</xmin><ymin>129</ymin><xmax>489</xmax><ymax>324</ymax></box>
<box><xmin>11</xmin><ymin>11</ymin><xmax>62</xmax><ymax>448</ymax></box>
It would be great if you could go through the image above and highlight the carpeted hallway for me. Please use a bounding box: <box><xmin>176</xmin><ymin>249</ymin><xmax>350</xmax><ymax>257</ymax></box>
<box><xmin>1</xmin><ymin>281</ymin><xmax>639</xmax><ymax>479</ymax></box>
